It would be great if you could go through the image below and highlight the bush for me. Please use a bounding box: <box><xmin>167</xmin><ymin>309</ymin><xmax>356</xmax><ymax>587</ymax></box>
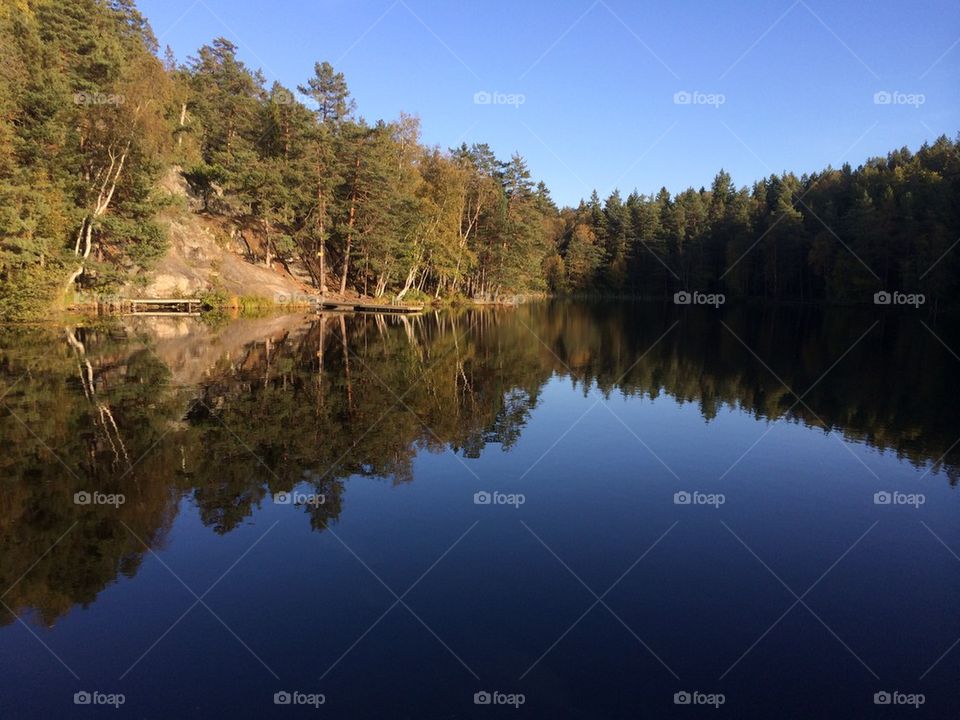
<box><xmin>0</xmin><ymin>262</ymin><xmax>69</xmax><ymax>321</ymax></box>
<box><xmin>400</xmin><ymin>288</ymin><xmax>432</xmax><ymax>304</ymax></box>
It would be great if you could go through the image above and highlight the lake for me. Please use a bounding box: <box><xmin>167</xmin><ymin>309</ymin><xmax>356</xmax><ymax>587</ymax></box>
<box><xmin>1</xmin><ymin>301</ymin><xmax>958</xmax><ymax>718</ymax></box>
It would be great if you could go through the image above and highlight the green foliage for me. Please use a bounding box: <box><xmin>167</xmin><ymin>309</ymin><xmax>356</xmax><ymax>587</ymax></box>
<box><xmin>99</xmin><ymin>215</ymin><xmax>168</xmax><ymax>267</ymax></box>
<box><xmin>234</xmin><ymin>295</ymin><xmax>275</xmax><ymax>315</ymax></box>
<box><xmin>197</xmin><ymin>287</ymin><xmax>229</xmax><ymax>308</ymax></box>
<box><xmin>182</xmin><ymin>163</ymin><xmax>226</xmax><ymax>210</ymax></box>
<box><xmin>198</xmin><ymin>289</ymin><xmax>275</xmax><ymax>318</ymax></box>
<box><xmin>400</xmin><ymin>288</ymin><xmax>432</xmax><ymax>304</ymax></box>
<box><xmin>1</xmin><ymin>0</ymin><xmax>956</xmax><ymax>318</ymax></box>
<box><xmin>176</xmin><ymin>39</ymin><xmax>557</xmax><ymax>302</ymax></box>
<box><xmin>558</xmin><ymin>141</ymin><xmax>960</xmax><ymax>303</ymax></box>
<box><xmin>0</xmin><ymin>261</ymin><xmax>68</xmax><ymax>320</ymax></box>
<box><xmin>0</xmin><ymin>0</ymin><xmax>175</xmax><ymax>320</ymax></box>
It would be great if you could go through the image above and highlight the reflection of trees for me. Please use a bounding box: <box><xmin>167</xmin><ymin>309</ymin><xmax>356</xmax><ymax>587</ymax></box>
<box><xmin>0</xmin><ymin>304</ymin><xmax>957</xmax><ymax>625</ymax></box>
<box><xmin>0</xmin><ymin>327</ymin><xmax>186</xmax><ymax>627</ymax></box>
<box><xmin>182</xmin><ymin>310</ymin><xmax>548</xmax><ymax>532</ymax></box>
<box><xmin>524</xmin><ymin>301</ymin><xmax>960</xmax><ymax>481</ymax></box>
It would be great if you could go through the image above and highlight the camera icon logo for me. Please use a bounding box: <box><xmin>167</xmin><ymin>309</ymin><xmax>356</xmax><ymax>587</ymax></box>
<box><xmin>474</xmin><ymin>491</ymin><xmax>491</xmax><ymax>505</ymax></box>
<box><xmin>273</xmin><ymin>88</ymin><xmax>295</xmax><ymax>105</ymax></box>
<box><xmin>674</xmin><ymin>491</ymin><xmax>691</xmax><ymax>505</ymax></box>
<box><xmin>73</xmin><ymin>491</ymin><xmax>91</xmax><ymax>505</ymax></box>
<box><xmin>274</xmin><ymin>691</ymin><xmax>292</xmax><ymax>705</ymax></box>
<box><xmin>74</xmin><ymin>691</ymin><xmax>92</xmax><ymax>705</ymax></box>
<box><xmin>473</xmin><ymin>91</ymin><xmax>492</xmax><ymax>105</ymax></box>
<box><xmin>874</xmin><ymin>291</ymin><xmax>891</xmax><ymax>305</ymax></box>
<box><xmin>474</xmin><ymin>691</ymin><xmax>492</xmax><ymax>705</ymax></box>
<box><xmin>873</xmin><ymin>491</ymin><xmax>892</xmax><ymax>505</ymax></box>
<box><xmin>873</xmin><ymin>691</ymin><xmax>891</xmax><ymax>705</ymax></box>
<box><xmin>273</xmin><ymin>491</ymin><xmax>292</xmax><ymax>505</ymax></box>
<box><xmin>673</xmin><ymin>91</ymin><xmax>692</xmax><ymax>105</ymax></box>
<box><xmin>673</xmin><ymin>291</ymin><xmax>691</xmax><ymax>305</ymax></box>
<box><xmin>873</xmin><ymin>91</ymin><xmax>892</xmax><ymax>105</ymax></box>
<box><xmin>674</xmin><ymin>691</ymin><xmax>692</xmax><ymax>704</ymax></box>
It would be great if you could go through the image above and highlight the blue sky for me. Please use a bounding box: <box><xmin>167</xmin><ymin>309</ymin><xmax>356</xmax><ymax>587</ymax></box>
<box><xmin>140</xmin><ymin>0</ymin><xmax>959</xmax><ymax>207</ymax></box>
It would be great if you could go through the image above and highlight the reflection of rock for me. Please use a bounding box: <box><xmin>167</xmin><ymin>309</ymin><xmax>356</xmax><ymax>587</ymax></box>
<box><xmin>137</xmin><ymin>317</ymin><xmax>195</xmax><ymax>339</ymax></box>
<box><xmin>125</xmin><ymin>313</ymin><xmax>316</xmax><ymax>387</ymax></box>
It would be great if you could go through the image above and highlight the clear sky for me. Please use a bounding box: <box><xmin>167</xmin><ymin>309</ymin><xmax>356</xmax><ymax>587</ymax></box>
<box><xmin>139</xmin><ymin>0</ymin><xmax>959</xmax><ymax>207</ymax></box>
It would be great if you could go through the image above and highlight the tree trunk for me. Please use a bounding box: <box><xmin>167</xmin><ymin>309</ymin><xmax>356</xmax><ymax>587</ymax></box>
<box><xmin>73</xmin><ymin>217</ymin><xmax>87</xmax><ymax>255</ymax></box>
<box><xmin>395</xmin><ymin>248</ymin><xmax>423</xmax><ymax>302</ymax></box>
<box><xmin>340</xmin><ymin>315</ymin><xmax>353</xmax><ymax>411</ymax></box>
<box><xmin>264</xmin><ymin>220</ymin><xmax>273</xmax><ymax>269</ymax></box>
<box><xmin>340</xmin><ymin>219</ymin><xmax>352</xmax><ymax>294</ymax></box>
<box><xmin>340</xmin><ymin>155</ymin><xmax>361</xmax><ymax>294</ymax></box>
<box><xmin>66</xmin><ymin>142</ymin><xmax>129</xmax><ymax>293</ymax></box>
<box><xmin>315</xmin><ymin>157</ymin><xmax>327</xmax><ymax>294</ymax></box>
<box><xmin>178</xmin><ymin>103</ymin><xmax>187</xmax><ymax>147</ymax></box>
<box><xmin>395</xmin><ymin>266</ymin><xmax>417</xmax><ymax>301</ymax></box>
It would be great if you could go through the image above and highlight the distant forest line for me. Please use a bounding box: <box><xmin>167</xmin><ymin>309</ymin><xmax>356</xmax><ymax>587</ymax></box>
<box><xmin>1</xmin><ymin>0</ymin><xmax>959</xmax><ymax>319</ymax></box>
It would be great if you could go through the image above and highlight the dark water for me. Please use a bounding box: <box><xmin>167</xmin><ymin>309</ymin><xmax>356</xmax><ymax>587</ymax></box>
<box><xmin>1</xmin><ymin>301</ymin><xmax>958</xmax><ymax>718</ymax></box>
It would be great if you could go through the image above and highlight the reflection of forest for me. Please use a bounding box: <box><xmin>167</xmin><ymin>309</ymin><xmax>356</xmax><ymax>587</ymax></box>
<box><xmin>0</xmin><ymin>302</ymin><xmax>957</xmax><ymax>625</ymax></box>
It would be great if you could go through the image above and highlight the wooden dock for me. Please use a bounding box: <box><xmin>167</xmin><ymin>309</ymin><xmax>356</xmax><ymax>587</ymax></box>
<box><xmin>124</xmin><ymin>298</ymin><xmax>203</xmax><ymax>315</ymax></box>
<box><xmin>316</xmin><ymin>299</ymin><xmax>424</xmax><ymax>314</ymax></box>
<box><xmin>105</xmin><ymin>296</ymin><xmax>422</xmax><ymax>316</ymax></box>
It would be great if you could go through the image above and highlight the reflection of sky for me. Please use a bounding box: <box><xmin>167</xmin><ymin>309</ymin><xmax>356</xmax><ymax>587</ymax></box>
<box><xmin>5</xmin><ymin>370</ymin><xmax>959</xmax><ymax>717</ymax></box>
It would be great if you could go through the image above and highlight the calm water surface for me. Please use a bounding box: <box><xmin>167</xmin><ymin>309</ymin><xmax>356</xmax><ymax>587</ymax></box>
<box><xmin>1</xmin><ymin>301</ymin><xmax>958</xmax><ymax>718</ymax></box>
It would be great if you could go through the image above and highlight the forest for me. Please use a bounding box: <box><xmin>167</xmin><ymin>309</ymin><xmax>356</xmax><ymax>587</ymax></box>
<box><xmin>2</xmin><ymin>0</ymin><xmax>959</xmax><ymax>320</ymax></box>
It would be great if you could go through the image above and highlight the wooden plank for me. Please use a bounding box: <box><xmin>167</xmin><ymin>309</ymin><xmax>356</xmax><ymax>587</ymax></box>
<box><xmin>118</xmin><ymin>297</ymin><xmax>422</xmax><ymax>315</ymax></box>
<box><xmin>122</xmin><ymin>311</ymin><xmax>202</xmax><ymax>317</ymax></box>
<box><xmin>129</xmin><ymin>298</ymin><xmax>201</xmax><ymax>305</ymax></box>
<box><xmin>318</xmin><ymin>300</ymin><xmax>423</xmax><ymax>314</ymax></box>
<box><xmin>120</xmin><ymin>298</ymin><xmax>203</xmax><ymax>316</ymax></box>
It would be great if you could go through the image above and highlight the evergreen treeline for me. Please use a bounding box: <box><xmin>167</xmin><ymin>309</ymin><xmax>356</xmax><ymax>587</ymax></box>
<box><xmin>2</xmin><ymin>0</ymin><xmax>959</xmax><ymax>319</ymax></box>
<box><xmin>557</xmin><ymin>147</ymin><xmax>960</xmax><ymax>303</ymax></box>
